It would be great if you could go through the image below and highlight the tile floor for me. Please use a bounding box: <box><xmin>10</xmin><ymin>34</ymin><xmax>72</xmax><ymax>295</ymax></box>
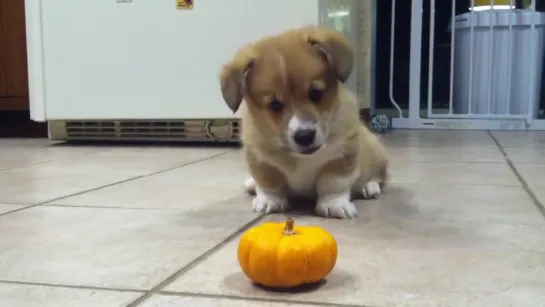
<box><xmin>0</xmin><ymin>130</ymin><xmax>544</xmax><ymax>307</ymax></box>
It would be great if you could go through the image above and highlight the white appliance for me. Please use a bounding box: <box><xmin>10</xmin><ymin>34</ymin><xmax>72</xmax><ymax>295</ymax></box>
<box><xmin>25</xmin><ymin>0</ymin><xmax>364</xmax><ymax>142</ymax></box>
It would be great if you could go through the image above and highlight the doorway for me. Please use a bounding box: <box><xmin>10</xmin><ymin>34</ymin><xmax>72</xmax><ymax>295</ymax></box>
<box><xmin>374</xmin><ymin>0</ymin><xmax>545</xmax><ymax>117</ymax></box>
<box><xmin>0</xmin><ymin>0</ymin><xmax>46</xmax><ymax>137</ymax></box>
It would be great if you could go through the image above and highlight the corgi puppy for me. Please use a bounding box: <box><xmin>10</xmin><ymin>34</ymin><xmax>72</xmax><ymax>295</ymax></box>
<box><xmin>219</xmin><ymin>26</ymin><xmax>389</xmax><ymax>219</ymax></box>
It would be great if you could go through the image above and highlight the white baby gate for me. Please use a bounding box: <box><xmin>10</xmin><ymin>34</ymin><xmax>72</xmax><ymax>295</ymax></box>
<box><xmin>389</xmin><ymin>0</ymin><xmax>545</xmax><ymax>130</ymax></box>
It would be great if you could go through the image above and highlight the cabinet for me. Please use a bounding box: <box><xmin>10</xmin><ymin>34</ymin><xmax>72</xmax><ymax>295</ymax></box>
<box><xmin>0</xmin><ymin>0</ymin><xmax>29</xmax><ymax>110</ymax></box>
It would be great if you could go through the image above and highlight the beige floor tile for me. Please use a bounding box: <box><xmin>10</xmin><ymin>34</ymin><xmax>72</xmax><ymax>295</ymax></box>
<box><xmin>513</xmin><ymin>164</ymin><xmax>545</xmax><ymax>187</ymax></box>
<box><xmin>387</xmin><ymin>146</ymin><xmax>504</xmax><ymax>162</ymax></box>
<box><xmin>531</xmin><ymin>188</ymin><xmax>545</xmax><ymax>209</ymax></box>
<box><xmin>0</xmin><ymin>283</ymin><xmax>140</xmax><ymax>307</ymax></box>
<box><xmin>165</xmin><ymin>214</ymin><xmax>545</xmax><ymax>306</ymax></box>
<box><xmin>381</xmin><ymin>130</ymin><xmax>502</xmax><ymax>162</ymax></box>
<box><xmin>0</xmin><ymin>138</ymin><xmax>62</xmax><ymax>149</ymax></box>
<box><xmin>217</xmin><ymin>150</ymin><xmax>244</xmax><ymax>159</ymax></box>
<box><xmin>0</xmin><ymin>149</ymin><xmax>226</xmax><ymax>204</ymax></box>
<box><xmin>0</xmin><ymin>146</ymin><xmax>110</xmax><ymax>170</ymax></box>
<box><xmin>0</xmin><ymin>204</ymin><xmax>28</xmax><ymax>215</ymax></box>
<box><xmin>490</xmin><ymin>131</ymin><xmax>545</xmax><ymax>148</ymax></box>
<box><xmin>365</xmin><ymin>184</ymin><xmax>544</xmax><ymax>225</ymax></box>
<box><xmin>381</xmin><ymin>130</ymin><xmax>497</xmax><ymax>148</ymax></box>
<box><xmin>87</xmin><ymin>145</ymin><xmax>234</xmax><ymax>160</ymax></box>
<box><xmin>502</xmin><ymin>147</ymin><xmax>545</xmax><ymax>164</ymax></box>
<box><xmin>52</xmin><ymin>158</ymin><xmax>251</xmax><ymax>210</ymax></box>
<box><xmin>390</xmin><ymin>161</ymin><xmax>520</xmax><ymax>186</ymax></box>
<box><xmin>0</xmin><ymin>205</ymin><xmax>257</xmax><ymax>290</ymax></box>
<box><xmin>140</xmin><ymin>295</ymin><xmax>297</xmax><ymax>307</ymax></box>
<box><xmin>1</xmin><ymin>134</ymin><xmax>544</xmax><ymax>307</ymax></box>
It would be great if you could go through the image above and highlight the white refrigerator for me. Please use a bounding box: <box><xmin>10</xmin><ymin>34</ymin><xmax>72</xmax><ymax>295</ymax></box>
<box><xmin>25</xmin><ymin>0</ymin><xmax>370</xmax><ymax>142</ymax></box>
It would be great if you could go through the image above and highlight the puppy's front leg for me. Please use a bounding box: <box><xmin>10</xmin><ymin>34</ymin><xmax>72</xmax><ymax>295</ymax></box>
<box><xmin>315</xmin><ymin>154</ymin><xmax>359</xmax><ymax>219</ymax></box>
<box><xmin>246</xmin><ymin>151</ymin><xmax>289</xmax><ymax>214</ymax></box>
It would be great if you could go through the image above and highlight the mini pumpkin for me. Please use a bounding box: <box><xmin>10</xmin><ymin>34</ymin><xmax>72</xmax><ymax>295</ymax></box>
<box><xmin>237</xmin><ymin>217</ymin><xmax>338</xmax><ymax>288</ymax></box>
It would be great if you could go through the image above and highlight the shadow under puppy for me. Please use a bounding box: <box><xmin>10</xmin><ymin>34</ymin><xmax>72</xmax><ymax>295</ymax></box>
<box><xmin>219</xmin><ymin>26</ymin><xmax>389</xmax><ymax>219</ymax></box>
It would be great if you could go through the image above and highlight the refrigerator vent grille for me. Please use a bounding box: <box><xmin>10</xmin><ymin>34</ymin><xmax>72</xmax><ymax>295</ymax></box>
<box><xmin>48</xmin><ymin>119</ymin><xmax>240</xmax><ymax>142</ymax></box>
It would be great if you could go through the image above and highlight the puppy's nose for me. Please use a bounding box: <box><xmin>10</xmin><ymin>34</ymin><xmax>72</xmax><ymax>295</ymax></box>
<box><xmin>293</xmin><ymin>129</ymin><xmax>316</xmax><ymax>147</ymax></box>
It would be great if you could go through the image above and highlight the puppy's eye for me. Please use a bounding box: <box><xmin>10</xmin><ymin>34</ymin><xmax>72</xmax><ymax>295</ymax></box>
<box><xmin>308</xmin><ymin>88</ymin><xmax>324</xmax><ymax>103</ymax></box>
<box><xmin>268</xmin><ymin>99</ymin><xmax>283</xmax><ymax>113</ymax></box>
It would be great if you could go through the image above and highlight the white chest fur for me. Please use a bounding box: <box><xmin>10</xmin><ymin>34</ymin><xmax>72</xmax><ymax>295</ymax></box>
<box><xmin>284</xmin><ymin>159</ymin><xmax>320</xmax><ymax>196</ymax></box>
<box><xmin>281</xmin><ymin>144</ymin><xmax>344</xmax><ymax>196</ymax></box>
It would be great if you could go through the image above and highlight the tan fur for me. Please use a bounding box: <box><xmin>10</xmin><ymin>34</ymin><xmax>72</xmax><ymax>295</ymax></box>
<box><xmin>220</xmin><ymin>26</ymin><xmax>389</xmax><ymax>219</ymax></box>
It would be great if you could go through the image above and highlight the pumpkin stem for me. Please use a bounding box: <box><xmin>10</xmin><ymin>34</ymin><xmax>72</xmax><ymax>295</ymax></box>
<box><xmin>283</xmin><ymin>217</ymin><xmax>295</xmax><ymax>235</ymax></box>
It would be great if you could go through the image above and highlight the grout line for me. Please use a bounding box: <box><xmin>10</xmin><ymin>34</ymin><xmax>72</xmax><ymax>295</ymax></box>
<box><xmin>0</xmin><ymin>174</ymin><xmax>154</xmax><ymax>218</ymax></box>
<box><xmin>0</xmin><ymin>280</ymin><xmax>369</xmax><ymax>307</ymax></box>
<box><xmin>0</xmin><ymin>206</ymin><xmax>33</xmax><ymax>217</ymax></box>
<box><xmin>0</xmin><ymin>280</ymin><xmax>144</xmax><ymax>293</ymax></box>
<box><xmin>126</xmin><ymin>215</ymin><xmax>267</xmax><ymax>307</ymax></box>
<box><xmin>0</xmin><ymin>204</ymin><xmax>41</xmax><ymax>218</ymax></box>
<box><xmin>41</xmin><ymin>204</ymin><xmax>193</xmax><ymax>211</ymax></box>
<box><xmin>505</xmin><ymin>161</ymin><xmax>545</xmax><ymax>165</ymax></box>
<box><xmin>36</xmin><ymin>151</ymin><xmax>231</xmax><ymax>206</ymax></box>
<box><xmin>211</xmin><ymin>149</ymin><xmax>240</xmax><ymax>158</ymax></box>
<box><xmin>0</xmin><ymin>152</ymin><xmax>228</xmax><ymax>218</ymax></box>
<box><xmin>387</xmin><ymin>182</ymin><xmax>522</xmax><ymax>188</ymax></box>
<box><xmin>0</xmin><ymin>202</ymin><xmax>31</xmax><ymax>206</ymax></box>
<box><xmin>0</xmin><ymin>149</ymin><xmax>117</xmax><ymax>173</ymax></box>
<box><xmin>390</xmin><ymin>160</ymin><xmax>507</xmax><ymax>164</ymax></box>
<box><xmin>40</xmin><ymin>203</ymin><xmax>252</xmax><ymax>212</ymax></box>
<box><xmin>156</xmin><ymin>291</ymin><xmax>370</xmax><ymax>307</ymax></box>
<box><xmin>147</xmin><ymin>156</ymin><xmax>514</xmax><ymax>164</ymax></box>
<box><xmin>487</xmin><ymin>131</ymin><xmax>545</xmax><ymax>220</ymax></box>
<box><xmin>0</xmin><ymin>160</ymin><xmax>55</xmax><ymax>172</ymax></box>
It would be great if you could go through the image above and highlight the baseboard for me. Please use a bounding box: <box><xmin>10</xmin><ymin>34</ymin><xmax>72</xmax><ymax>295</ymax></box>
<box><xmin>0</xmin><ymin>111</ymin><xmax>47</xmax><ymax>137</ymax></box>
<box><xmin>359</xmin><ymin>108</ymin><xmax>371</xmax><ymax>124</ymax></box>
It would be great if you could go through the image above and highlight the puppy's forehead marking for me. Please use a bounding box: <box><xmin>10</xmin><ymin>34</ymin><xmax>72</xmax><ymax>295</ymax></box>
<box><xmin>288</xmin><ymin>116</ymin><xmax>315</xmax><ymax>131</ymax></box>
<box><xmin>283</xmin><ymin>54</ymin><xmax>329</xmax><ymax>92</ymax></box>
<box><xmin>312</xmin><ymin>80</ymin><xmax>326</xmax><ymax>89</ymax></box>
<box><xmin>248</xmin><ymin>35</ymin><xmax>331</xmax><ymax>102</ymax></box>
<box><xmin>277</xmin><ymin>51</ymin><xmax>286</xmax><ymax>84</ymax></box>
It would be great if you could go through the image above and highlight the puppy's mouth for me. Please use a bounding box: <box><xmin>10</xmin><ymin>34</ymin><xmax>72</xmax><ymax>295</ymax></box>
<box><xmin>294</xmin><ymin>145</ymin><xmax>322</xmax><ymax>155</ymax></box>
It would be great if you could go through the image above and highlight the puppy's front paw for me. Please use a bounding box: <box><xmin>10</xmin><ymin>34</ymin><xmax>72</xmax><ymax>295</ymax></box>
<box><xmin>316</xmin><ymin>194</ymin><xmax>358</xmax><ymax>219</ymax></box>
<box><xmin>243</xmin><ymin>177</ymin><xmax>256</xmax><ymax>195</ymax></box>
<box><xmin>362</xmin><ymin>180</ymin><xmax>381</xmax><ymax>199</ymax></box>
<box><xmin>252</xmin><ymin>192</ymin><xmax>289</xmax><ymax>214</ymax></box>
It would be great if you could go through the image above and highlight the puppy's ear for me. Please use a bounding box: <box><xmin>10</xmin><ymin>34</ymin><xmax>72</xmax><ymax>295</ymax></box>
<box><xmin>304</xmin><ymin>27</ymin><xmax>353</xmax><ymax>82</ymax></box>
<box><xmin>219</xmin><ymin>49</ymin><xmax>255</xmax><ymax>113</ymax></box>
